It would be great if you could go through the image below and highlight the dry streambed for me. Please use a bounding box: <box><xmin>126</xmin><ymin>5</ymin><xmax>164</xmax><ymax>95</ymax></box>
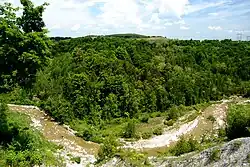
<box><xmin>8</xmin><ymin>104</ymin><xmax>99</xmax><ymax>167</ymax></box>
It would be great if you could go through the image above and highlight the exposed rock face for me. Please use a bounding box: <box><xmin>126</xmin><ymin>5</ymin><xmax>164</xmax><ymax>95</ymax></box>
<box><xmin>103</xmin><ymin>138</ymin><xmax>250</xmax><ymax>167</ymax></box>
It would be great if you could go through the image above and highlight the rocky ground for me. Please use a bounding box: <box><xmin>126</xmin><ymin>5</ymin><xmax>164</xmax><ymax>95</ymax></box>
<box><xmin>103</xmin><ymin>137</ymin><xmax>250</xmax><ymax>167</ymax></box>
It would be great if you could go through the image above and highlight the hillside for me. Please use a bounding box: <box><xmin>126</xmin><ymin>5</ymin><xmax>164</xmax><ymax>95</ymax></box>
<box><xmin>0</xmin><ymin>1</ymin><xmax>250</xmax><ymax>166</ymax></box>
<box><xmin>103</xmin><ymin>137</ymin><xmax>250</xmax><ymax>167</ymax></box>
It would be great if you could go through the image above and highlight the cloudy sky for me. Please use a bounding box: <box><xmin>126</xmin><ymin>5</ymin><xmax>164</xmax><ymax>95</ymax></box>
<box><xmin>2</xmin><ymin>0</ymin><xmax>250</xmax><ymax>39</ymax></box>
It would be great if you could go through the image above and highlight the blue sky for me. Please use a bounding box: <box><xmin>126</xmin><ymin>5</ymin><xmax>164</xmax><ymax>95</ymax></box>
<box><xmin>3</xmin><ymin>0</ymin><xmax>250</xmax><ymax>39</ymax></box>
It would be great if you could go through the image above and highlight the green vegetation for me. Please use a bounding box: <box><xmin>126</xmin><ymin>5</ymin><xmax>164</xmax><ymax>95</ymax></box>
<box><xmin>97</xmin><ymin>136</ymin><xmax>120</xmax><ymax>162</ymax></box>
<box><xmin>105</xmin><ymin>33</ymin><xmax>150</xmax><ymax>38</ymax></box>
<box><xmin>226</xmin><ymin>104</ymin><xmax>250</xmax><ymax>139</ymax></box>
<box><xmin>1</xmin><ymin>0</ymin><xmax>250</xmax><ymax>164</ymax></box>
<box><xmin>247</xmin><ymin>154</ymin><xmax>250</xmax><ymax>163</ymax></box>
<box><xmin>169</xmin><ymin>136</ymin><xmax>200</xmax><ymax>156</ymax></box>
<box><xmin>119</xmin><ymin>150</ymin><xmax>152</xmax><ymax>167</ymax></box>
<box><xmin>0</xmin><ymin>0</ymin><xmax>51</xmax><ymax>92</ymax></box>
<box><xmin>231</xmin><ymin>140</ymin><xmax>242</xmax><ymax>152</ymax></box>
<box><xmin>153</xmin><ymin>127</ymin><xmax>163</xmax><ymax>136</ymax></box>
<box><xmin>141</xmin><ymin>131</ymin><xmax>153</xmax><ymax>139</ymax></box>
<box><xmin>0</xmin><ymin>102</ymin><xmax>61</xmax><ymax>167</ymax></box>
<box><xmin>207</xmin><ymin>115</ymin><xmax>216</xmax><ymax>123</ymax></box>
<box><xmin>70</xmin><ymin>157</ymin><xmax>81</xmax><ymax>164</ymax></box>
<box><xmin>209</xmin><ymin>148</ymin><xmax>221</xmax><ymax>162</ymax></box>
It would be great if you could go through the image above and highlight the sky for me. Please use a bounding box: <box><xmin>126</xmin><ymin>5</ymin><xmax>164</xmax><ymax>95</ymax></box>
<box><xmin>2</xmin><ymin>0</ymin><xmax>250</xmax><ymax>40</ymax></box>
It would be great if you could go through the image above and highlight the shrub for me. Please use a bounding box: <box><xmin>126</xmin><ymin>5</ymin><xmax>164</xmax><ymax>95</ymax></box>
<box><xmin>218</xmin><ymin>128</ymin><xmax>226</xmax><ymax>138</ymax></box>
<box><xmin>141</xmin><ymin>131</ymin><xmax>153</xmax><ymax>139</ymax></box>
<box><xmin>120</xmin><ymin>150</ymin><xmax>151</xmax><ymax>167</ymax></box>
<box><xmin>164</xmin><ymin>119</ymin><xmax>174</xmax><ymax>126</ymax></box>
<box><xmin>207</xmin><ymin>115</ymin><xmax>216</xmax><ymax>123</ymax></box>
<box><xmin>140</xmin><ymin>115</ymin><xmax>149</xmax><ymax>123</ymax></box>
<box><xmin>231</xmin><ymin>140</ymin><xmax>242</xmax><ymax>152</ymax></box>
<box><xmin>209</xmin><ymin>148</ymin><xmax>221</xmax><ymax>162</ymax></box>
<box><xmin>123</xmin><ymin>120</ymin><xmax>136</xmax><ymax>138</ymax></box>
<box><xmin>150</xmin><ymin>112</ymin><xmax>161</xmax><ymax>118</ymax></box>
<box><xmin>247</xmin><ymin>154</ymin><xmax>250</xmax><ymax>163</ymax></box>
<box><xmin>153</xmin><ymin>127</ymin><xmax>163</xmax><ymax>136</ymax></box>
<box><xmin>71</xmin><ymin>157</ymin><xmax>81</xmax><ymax>164</ymax></box>
<box><xmin>97</xmin><ymin>136</ymin><xmax>120</xmax><ymax>161</ymax></box>
<box><xmin>169</xmin><ymin>136</ymin><xmax>199</xmax><ymax>156</ymax></box>
<box><xmin>226</xmin><ymin>104</ymin><xmax>250</xmax><ymax>139</ymax></box>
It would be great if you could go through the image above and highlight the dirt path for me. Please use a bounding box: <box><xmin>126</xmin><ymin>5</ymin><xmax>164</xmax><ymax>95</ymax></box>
<box><xmin>123</xmin><ymin>119</ymin><xmax>199</xmax><ymax>149</ymax></box>
<box><xmin>8</xmin><ymin>104</ymin><xmax>99</xmax><ymax>167</ymax></box>
<box><xmin>123</xmin><ymin>98</ymin><xmax>250</xmax><ymax>151</ymax></box>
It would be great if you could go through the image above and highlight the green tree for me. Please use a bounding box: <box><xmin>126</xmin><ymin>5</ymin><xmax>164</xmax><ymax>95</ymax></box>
<box><xmin>0</xmin><ymin>0</ymin><xmax>51</xmax><ymax>91</ymax></box>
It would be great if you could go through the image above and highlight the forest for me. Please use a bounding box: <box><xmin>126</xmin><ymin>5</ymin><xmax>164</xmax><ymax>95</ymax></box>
<box><xmin>0</xmin><ymin>0</ymin><xmax>250</xmax><ymax>166</ymax></box>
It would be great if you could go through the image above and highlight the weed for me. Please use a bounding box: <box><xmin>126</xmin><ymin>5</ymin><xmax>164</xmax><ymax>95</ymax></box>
<box><xmin>141</xmin><ymin>131</ymin><xmax>153</xmax><ymax>139</ymax></box>
<box><xmin>140</xmin><ymin>115</ymin><xmax>150</xmax><ymax>123</ymax></box>
<box><xmin>153</xmin><ymin>127</ymin><xmax>163</xmax><ymax>136</ymax></box>
<box><xmin>164</xmin><ymin>120</ymin><xmax>174</xmax><ymax>126</ymax></box>
<box><xmin>209</xmin><ymin>148</ymin><xmax>221</xmax><ymax>162</ymax></box>
<box><xmin>231</xmin><ymin>140</ymin><xmax>242</xmax><ymax>152</ymax></box>
<box><xmin>70</xmin><ymin>157</ymin><xmax>81</xmax><ymax>164</ymax></box>
<box><xmin>247</xmin><ymin>154</ymin><xmax>250</xmax><ymax>163</ymax></box>
<box><xmin>207</xmin><ymin>115</ymin><xmax>216</xmax><ymax>123</ymax></box>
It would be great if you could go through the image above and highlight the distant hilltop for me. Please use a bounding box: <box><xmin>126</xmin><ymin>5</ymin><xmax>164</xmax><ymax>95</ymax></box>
<box><xmin>50</xmin><ymin>33</ymin><xmax>165</xmax><ymax>41</ymax></box>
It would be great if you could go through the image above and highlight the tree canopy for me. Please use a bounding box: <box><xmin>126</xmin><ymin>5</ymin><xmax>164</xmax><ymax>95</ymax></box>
<box><xmin>0</xmin><ymin>0</ymin><xmax>51</xmax><ymax>92</ymax></box>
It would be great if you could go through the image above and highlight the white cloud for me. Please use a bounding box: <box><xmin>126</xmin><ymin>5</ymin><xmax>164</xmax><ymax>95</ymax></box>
<box><xmin>165</xmin><ymin>22</ymin><xmax>173</xmax><ymax>26</ymax></box>
<box><xmin>185</xmin><ymin>1</ymin><xmax>227</xmax><ymax>15</ymax></box>
<box><xmin>208</xmin><ymin>12</ymin><xmax>219</xmax><ymax>16</ymax></box>
<box><xmin>208</xmin><ymin>26</ymin><xmax>222</xmax><ymax>30</ymax></box>
<box><xmin>180</xmin><ymin>25</ymin><xmax>190</xmax><ymax>30</ymax></box>
<box><xmin>174</xmin><ymin>20</ymin><xmax>186</xmax><ymax>25</ymax></box>
<box><xmin>50</xmin><ymin>24</ymin><xmax>61</xmax><ymax>30</ymax></box>
<box><xmin>5</xmin><ymin>0</ymin><xmax>247</xmax><ymax>40</ymax></box>
<box><xmin>150</xmin><ymin>13</ymin><xmax>161</xmax><ymax>24</ymax></box>
<box><xmin>71</xmin><ymin>24</ymin><xmax>81</xmax><ymax>31</ymax></box>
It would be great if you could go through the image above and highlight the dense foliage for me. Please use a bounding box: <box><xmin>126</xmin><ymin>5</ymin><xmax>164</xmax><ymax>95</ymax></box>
<box><xmin>1</xmin><ymin>1</ymin><xmax>250</xmax><ymax>161</ymax></box>
<box><xmin>226</xmin><ymin>104</ymin><xmax>250</xmax><ymax>139</ymax></box>
<box><xmin>0</xmin><ymin>0</ymin><xmax>51</xmax><ymax>92</ymax></box>
<box><xmin>35</xmin><ymin>37</ymin><xmax>250</xmax><ymax>126</ymax></box>
<box><xmin>169</xmin><ymin>136</ymin><xmax>199</xmax><ymax>156</ymax></box>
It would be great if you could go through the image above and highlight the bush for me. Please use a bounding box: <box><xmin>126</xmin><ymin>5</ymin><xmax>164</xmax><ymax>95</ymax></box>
<box><xmin>71</xmin><ymin>157</ymin><xmax>81</xmax><ymax>164</ymax></box>
<box><xmin>231</xmin><ymin>140</ymin><xmax>242</xmax><ymax>152</ymax></box>
<box><xmin>164</xmin><ymin>119</ymin><xmax>174</xmax><ymax>126</ymax></box>
<box><xmin>218</xmin><ymin>128</ymin><xmax>226</xmax><ymax>138</ymax></box>
<box><xmin>97</xmin><ymin>136</ymin><xmax>120</xmax><ymax>161</ymax></box>
<box><xmin>166</xmin><ymin>106</ymin><xmax>182</xmax><ymax>121</ymax></box>
<box><xmin>207</xmin><ymin>115</ymin><xmax>216</xmax><ymax>123</ymax></box>
<box><xmin>209</xmin><ymin>148</ymin><xmax>221</xmax><ymax>162</ymax></box>
<box><xmin>153</xmin><ymin>127</ymin><xmax>163</xmax><ymax>135</ymax></box>
<box><xmin>141</xmin><ymin>131</ymin><xmax>153</xmax><ymax>139</ymax></box>
<box><xmin>140</xmin><ymin>115</ymin><xmax>149</xmax><ymax>123</ymax></box>
<box><xmin>226</xmin><ymin>104</ymin><xmax>250</xmax><ymax>139</ymax></box>
<box><xmin>169</xmin><ymin>136</ymin><xmax>199</xmax><ymax>156</ymax></box>
<box><xmin>150</xmin><ymin>112</ymin><xmax>161</xmax><ymax>118</ymax></box>
<box><xmin>120</xmin><ymin>150</ymin><xmax>151</xmax><ymax>167</ymax></box>
<box><xmin>123</xmin><ymin>120</ymin><xmax>136</xmax><ymax>138</ymax></box>
<box><xmin>247</xmin><ymin>154</ymin><xmax>250</xmax><ymax>163</ymax></box>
